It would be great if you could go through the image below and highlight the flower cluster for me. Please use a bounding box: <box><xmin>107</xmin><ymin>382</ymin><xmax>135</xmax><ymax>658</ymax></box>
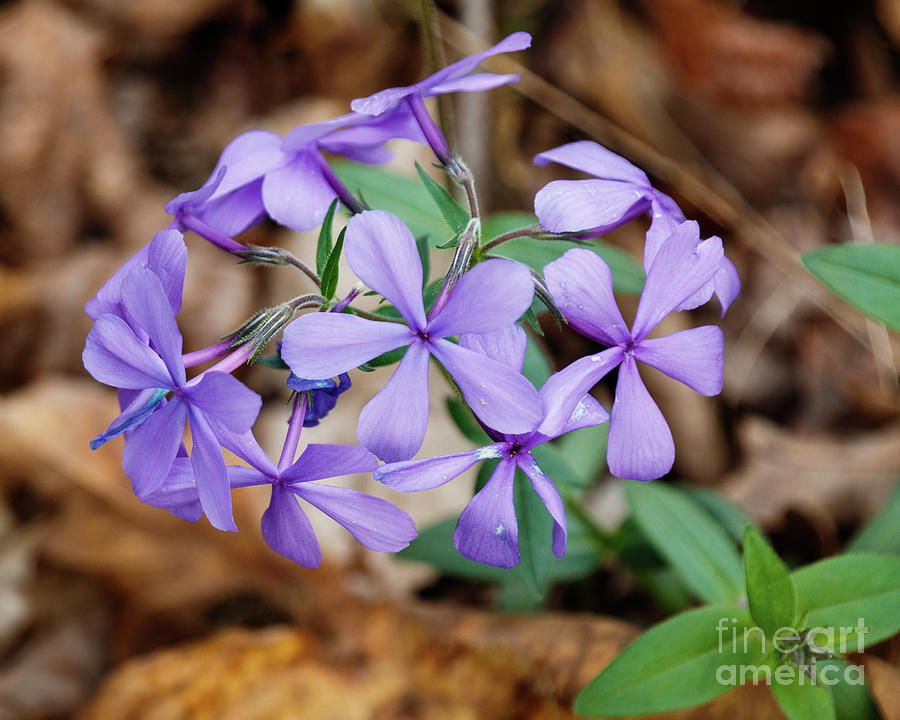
<box><xmin>82</xmin><ymin>31</ymin><xmax>738</xmax><ymax>570</ymax></box>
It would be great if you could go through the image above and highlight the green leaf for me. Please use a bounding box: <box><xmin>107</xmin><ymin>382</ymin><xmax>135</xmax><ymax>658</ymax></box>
<box><xmin>415</xmin><ymin>234</ymin><xmax>431</xmax><ymax>289</ymax></box>
<box><xmin>575</xmin><ymin>606</ymin><xmax>766</xmax><ymax>717</ymax></box>
<box><xmin>846</xmin><ymin>480</ymin><xmax>900</xmax><ymax>554</ymax></box>
<box><xmin>522</xmin><ymin>332</ymin><xmax>552</xmax><ymax>387</ymax></box>
<box><xmin>686</xmin><ymin>488</ymin><xmax>755</xmax><ymax>543</ymax></box>
<box><xmin>556</xmin><ymin>423</ymin><xmax>608</xmax><ymax>489</ymax></box>
<box><xmin>315</xmin><ymin>199</ymin><xmax>339</xmax><ymax>276</ymax></box>
<box><xmin>320</xmin><ymin>227</ymin><xmax>345</xmax><ymax>300</ymax></box>
<box><xmin>792</xmin><ymin>554</ymin><xmax>900</xmax><ymax>651</ymax></box>
<box><xmin>802</xmin><ymin>244</ymin><xmax>900</xmax><ymax>331</ymax></box>
<box><xmin>445</xmin><ymin>396</ymin><xmax>491</xmax><ymax>445</ymax></box>
<box><xmin>333</xmin><ymin>161</ymin><xmax>451</xmax><ymax>243</ymax></box>
<box><xmin>744</xmin><ymin>525</ymin><xmax>797</xmax><ymax>637</ymax></box>
<box><xmin>513</xmin><ymin>467</ymin><xmax>555</xmax><ymax>597</ymax></box>
<box><xmin>255</xmin><ymin>353</ymin><xmax>289</xmax><ymax>370</ymax></box>
<box><xmin>414</xmin><ymin>162</ymin><xmax>469</xmax><ymax>234</ymax></box>
<box><xmin>625</xmin><ymin>481</ymin><xmax>744</xmax><ymax>605</ymax></box>
<box><xmin>818</xmin><ymin>659</ymin><xmax>877</xmax><ymax>720</ymax></box>
<box><xmin>396</xmin><ymin>517</ymin><xmax>509</xmax><ymax>582</ymax></box>
<box><xmin>770</xmin><ymin>668</ymin><xmax>836</xmax><ymax>720</ymax></box>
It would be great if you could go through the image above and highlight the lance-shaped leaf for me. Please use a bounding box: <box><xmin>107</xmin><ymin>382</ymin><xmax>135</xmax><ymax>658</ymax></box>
<box><xmin>770</xmin><ymin>667</ymin><xmax>836</xmax><ymax>720</ymax></box>
<box><xmin>846</xmin><ymin>481</ymin><xmax>900</xmax><ymax>554</ymax></box>
<box><xmin>320</xmin><ymin>226</ymin><xmax>346</xmax><ymax>301</ymax></box>
<box><xmin>744</xmin><ymin>525</ymin><xmax>797</xmax><ymax>637</ymax></box>
<box><xmin>315</xmin><ymin>198</ymin><xmax>339</xmax><ymax>275</ymax></box>
<box><xmin>415</xmin><ymin>161</ymin><xmax>469</xmax><ymax>234</ymax></box>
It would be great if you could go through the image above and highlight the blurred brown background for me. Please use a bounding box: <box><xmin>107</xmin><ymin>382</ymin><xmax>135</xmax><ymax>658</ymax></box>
<box><xmin>0</xmin><ymin>0</ymin><xmax>898</xmax><ymax>717</ymax></box>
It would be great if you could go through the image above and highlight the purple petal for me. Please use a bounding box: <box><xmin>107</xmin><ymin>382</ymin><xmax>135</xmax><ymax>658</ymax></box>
<box><xmin>713</xmin><ymin>257</ymin><xmax>741</xmax><ymax>316</ymax></box>
<box><xmin>674</xmin><ymin>279</ymin><xmax>715</xmax><ymax>313</ymax></box>
<box><xmin>454</xmin><ymin>458</ymin><xmax>518</xmax><ymax>568</ymax></box>
<box><xmin>350</xmin><ymin>86</ymin><xmax>417</xmax><ymax>117</ymax></box>
<box><xmin>261</xmin><ymin>486</ymin><xmax>321</xmax><ymax>568</ymax></box>
<box><xmin>557</xmin><ymin>393</ymin><xmax>610</xmax><ymax>436</ymax></box>
<box><xmin>90</xmin><ymin>387</ymin><xmax>167</xmax><ymax>450</ymax></box>
<box><xmin>357</xmin><ymin>340</ymin><xmax>430</xmax><ymax>462</ymax></box>
<box><xmin>319</xmin><ymin>107</ymin><xmax>426</xmax><ymax>161</ymax></box>
<box><xmin>206</xmin><ymin>130</ymin><xmax>286</xmax><ymax>200</ymax></box>
<box><xmin>193</xmin><ymin>179</ymin><xmax>267</xmax><ymax>238</ymax></box>
<box><xmin>644</xmin><ymin>193</ymin><xmax>686</xmax><ymax>270</ymax></box>
<box><xmin>632</xmin><ymin>222</ymin><xmax>724</xmax><ymax>340</ymax></box>
<box><xmin>345</xmin><ymin>210</ymin><xmax>427</xmax><ymax>329</ymax></box>
<box><xmin>184</xmin><ymin>372</ymin><xmax>262</xmax><ymax>433</ymax></box>
<box><xmin>607</xmin><ymin>357</ymin><xmax>674</xmax><ymax>481</ymax></box>
<box><xmin>428</xmin><ymin>72</ymin><xmax>522</xmax><ymax>96</ymax></box>
<box><xmin>147</xmin><ymin>229</ymin><xmax>187</xmax><ymax>315</ymax></box>
<box><xmin>281</xmin><ymin>312</ymin><xmax>414</xmax><ymax>379</ymax></box>
<box><xmin>543</xmin><ymin>248</ymin><xmax>630</xmax><ymax>346</ymax></box>
<box><xmin>536</xmin><ymin>347</ymin><xmax>623</xmax><ymax>439</ymax></box>
<box><xmin>122</xmin><ymin>396</ymin><xmax>187</xmax><ymax>497</ymax></box>
<box><xmin>283</xmin><ymin>443</ymin><xmax>379</xmax><ymax>484</ymax></box>
<box><xmin>189</xmin><ymin>406</ymin><xmax>236</xmax><ymax>532</ymax></box>
<box><xmin>425</xmin><ymin>32</ymin><xmax>531</xmax><ymax>89</ymax></box>
<box><xmin>535</xmin><ymin>179</ymin><xmax>650</xmax><ymax>235</ymax></box>
<box><xmin>292</xmin><ymin>483</ymin><xmax>417</xmax><ymax>553</ymax></box>
<box><xmin>426</xmin><ymin>259</ymin><xmax>534</xmax><ymax>338</ymax></box>
<box><xmin>282</xmin><ymin>113</ymin><xmax>360</xmax><ymax>151</ymax></box>
<box><xmin>84</xmin><ymin>244</ymin><xmax>150</xmax><ymax>320</ymax></box>
<box><xmin>141</xmin><ymin>457</ymin><xmax>199</xmax><ymax>509</ymax></box>
<box><xmin>534</xmin><ymin>141</ymin><xmax>650</xmax><ymax>186</ymax></box>
<box><xmin>215</xmin><ymin>428</ymin><xmax>277</xmax><ymax>478</ymax></box>
<box><xmin>459</xmin><ymin>323</ymin><xmax>527</xmax><ymax>372</ymax></box>
<box><xmin>431</xmin><ymin>339</ymin><xmax>543</xmax><ymax>435</ymax></box>
<box><xmin>374</xmin><ymin>444</ymin><xmax>505</xmax><ymax>492</ymax></box>
<box><xmin>517</xmin><ymin>453</ymin><xmax>567</xmax><ymax>557</ymax></box>
<box><xmin>634</xmin><ymin>326</ymin><xmax>723</xmax><ymax>396</ymax></box>
<box><xmin>83</xmin><ymin>315</ymin><xmax>173</xmax><ymax>390</ymax></box>
<box><xmin>261</xmin><ymin>150</ymin><xmax>338</xmax><ymax>232</ymax></box>
<box><xmin>120</xmin><ymin>268</ymin><xmax>185</xmax><ymax>385</ymax></box>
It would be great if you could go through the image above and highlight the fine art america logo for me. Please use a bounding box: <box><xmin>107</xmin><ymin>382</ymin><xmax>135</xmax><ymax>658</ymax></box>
<box><xmin>715</xmin><ymin>617</ymin><xmax>869</xmax><ymax>686</ymax></box>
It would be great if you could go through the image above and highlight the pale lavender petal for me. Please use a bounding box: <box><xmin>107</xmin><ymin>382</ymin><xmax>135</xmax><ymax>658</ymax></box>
<box><xmin>357</xmin><ymin>340</ymin><xmax>430</xmax><ymax>462</ymax></box>
<box><xmin>147</xmin><ymin>229</ymin><xmax>187</xmax><ymax>315</ymax></box>
<box><xmin>427</xmin><ymin>259</ymin><xmax>533</xmax><ymax>338</ymax></box>
<box><xmin>206</xmin><ymin>130</ymin><xmax>286</xmax><ymax>200</ymax></box>
<box><xmin>375</xmin><ymin>444</ymin><xmax>505</xmax><ymax>492</ymax></box>
<box><xmin>226</xmin><ymin>465</ymin><xmax>271</xmax><ymax>488</ymax></box>
<box><xmin>431</xmin><ymin>339</ymin><xmax>542</xmax><ymax>435</ymax></box>
<box><xmin>428</xmin><ymin>72</ymin><xmax>522</xmax><ymax>95</ymax></box>
<box><xmin>292</xmin><ymin>483</ymin><xmax>417</xmax><ymax>552</ymax></box>
<box><xmin>350</xmin><ymin>86</ymin><xmax>416</xmax><ymax>116</ymax></box>
<box><xmin>632</xmin><ymin>222</ymin><xmax>724</xmax><ymax>340</ymax></box>
<box><xmin>281</xmin><ymin>312</ymin><xmax>414</xmax><ymax>379</ymax></box>
<box><xmin>345</xmin><ymin>210</ymin><xmax>427</xmax><ymax>329</ymax></box>
<box><xmin>90</xmin><ymin>387</ymin><xmax>167</xmax><ymax>450</ymax></box>
<box><xmin>216</xmin><ymin>428</ymin><xmax>277</xmax><ymax>478</ymax></box>
<box><xmin>262</xmin><ymin>486</ymin><xmax>321</xmax><ymax>568</ymax></box>
<box><xmin>536</xmin><ymin>347</ymin><xmax>623</xmax><ymax>439</ymax></box>
<box><xmin>556</xmin><ymin>393</ymin><xmax>610</xmax><ymax>436</ymax></box>
<box><xmin>283</xmin><ymin>443</ymin><xmax>379</xmax><ymax>484</ymax></box>
<box><xmin>123</xmin><ymin>396</ymin><xmax>187</xmax><ymax>497</ymax></box>
<box><xmin>459</xmin><ymin>323</ymin><xmax>527</xmax><ymax>372</ymax></box>
<box><xmin>184</xmin><ymin>372</ymin><xmax>262</xmax><ymax>433</ymax></box>
<box><xmin>535</xmin><ymin>179</ymin><xmax>650</xmax><ymax>235</ymax></box>
<box><xmin>194</xmin><ymin>179</ymin><xmax>266</xmax><ymax>238</ymax></box>
<box><xmin>83</xmin><ymin>315</ymin><xmax>173</xmax><ymax>390</ymax></box>
<box><xmin>517</xmin><ymin>453</ymin><xmax>567</xmax><ymax>557</ymax></box>
<box><xmin>454</xmin><ymin>458</ymin><xmax>518</xmax><ymax>568</ymax></box>
<box><xmin>543</xmin><ymin>248</ymin><xmax>630</xmax><ymax>346</ymax></box>
<box><xmin>189</xmin><ymin>406</ymin><xmax>236</xmax><ymax>532</ymax></box>
<box><xmin>120</xmin><ymin>269</ymin><xmax>185</xmax><ymax>385</ymax></box>
<box><xmin>534</xmin><ymin>141</ymin><xmax>650</xmax><ymax>186</ymax></box>
<box><xmin>84</xmin><ymin>244</ymin><xmax>150</xmax><ymax>320</ymax></box>
<box><xmin>426</xmin><ymin>32</ymin><xmax>531</xmax><ymax>87</ymax></box>
<box><xmin>282</xmin><ymin>113</ymin><xmax>359</xmax><ymax>151</ymax></box>
<box><xmin>141</xmin><ymin>457</ymin><xmax>199</xmax><ymax>508</ymax></box>
<box><xmin>644</xmin><ymin>193</ymin><xmax>686</xmax><ymax>270</ymax></box>
<box><xmin>607</xmin><ymin>357</ymin><xmax>674</xmax><ymax>481</ymax></box>
<box><xmin>261</xmin><ymin>149</ymin><xmax>338</xmax><ymax>232</ymax></box>
<box><xmin>713</xmin><ymin>257</ymin><xmax>741</xmax><ymax>316</ymax></box>
<box><xmin>674</xmin><ymin>279</ymin><xmax>715</xmax><ymax>312</ymax></box>
<box><xmin>634</xmin><ymin>326</ymin><xmax>723</xmax><ymax>396</ymax></box>
<box><xmin>319</xmin><ymin>107</ymin><xmax>426</xmax><ymax>161</ymax></box>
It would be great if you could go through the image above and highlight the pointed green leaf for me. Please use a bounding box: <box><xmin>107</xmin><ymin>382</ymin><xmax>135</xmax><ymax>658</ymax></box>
<box><xmin>575</xmin><ymin>606</ymin><xmax>766</xmax><ymax>717</ymax></box>
<box><xmin>415</xmin><ymin>162</ymin><xmax>469</xmax><ymax>234</ymax></box>
<box><xmin>556</xmin><ymin>423</ymin><xmax>608</xmax><ymax>489</ymax></box>
<box><xmin>625</xmin><ymin>481</ymin><xmax>744</xmax><ymax>604</ymax></box>
<box><xmin>315</xmin><ymin>199</ymin><xmax>339</xmax><ymax>276</ymax></box>
<box><xmin>744</xmin><ymin>525</ymin><xmax>797</xmax><ymax>637</ymax></box>
<box><xmin>522</xmin><ymin>332</ymin><xmax>551</xmax><ymax>386</ymax></box>
<box><xmin>792</xmin><ymin>554</ymin><xmax>900</xmax><ymax>652</ymax></box>
<box><xmin>445</xmin><ymin>396</ymin><xmax>491</xmax><ymax>445</ymax></box>
<box><xmin>513</xmin><ymin>467</ymin><xmax>554</xmax><ymax>597</ymax></box>
<box><xmin>320</xmin><ymin>227</ymin><xmax>345</xmax><ymax>301</ymax></box>
<box><xmin>802</xmin><ymin>244</ymin><xmax>900</xmax><ymax>331</ymax></box>
<box><xmin>396</xmin><ymin>516</ymin><xmax>509</xmax><ymax>581</ymax></box>
<box><xmin>770</xmin><ymin>667</ymin><xmax>836</xmax><ymax>720</ymax></box>
<box><xmin>415</xmin><ymin>234</ymin><xmax>431</xmax><ymax>289</ymax></box>
<box><xmin>817</xmin><ymin>659</ymin><xmax>877</xmax><ymax>720</ymax></box>
<box><xmin>686</xmin><ymin>487</ymin><xmax>755</xmax><ymax>543</ymax></box>
<box><xmin>846</xmin><ymin>480</ymin><xmax>900</xmax><ymax>554</ymax></box>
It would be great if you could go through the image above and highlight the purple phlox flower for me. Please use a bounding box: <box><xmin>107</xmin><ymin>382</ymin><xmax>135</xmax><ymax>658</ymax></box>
<box><xmin>351</xmin><ymin>32</ymin><xmax>531</xmax><ymax>161</ymax></box>
<box><xmin>82</xmin><ymin>266</ymin><xmax>261</xmax><ymax>531</ymax></box>
<box><xmin>286</xmin><ymin>372</ymin><xmax>351</xmax><ymax>427</ymax></box>
<box><xmin>146</xmin><ymin>395</ymin><xmax>417</xmax><ymax>567</ymax></box>
<box><xmin>540</xmin><ymin>221</ymin><xmax>725</xmax><ymax>482</ymax></box>
<box><xmin>375</xmin><ymin>323</ymin><xmax>609</xmax><ymax>568</ymax></box>
<box><xmin>166</xmin><ymin>107</ymin><xmax>426</xmax><ymax>237</ymax></box>
<box><xmin>533</xmin><ymin>141</ymin><xmax>740</xmax><ymax>315</ymax></box>
<box><xmin>84</xmin><ymin>229</ymin><xmax>186</xmax><ymax>325</ymax></box>
<box><xmin>281</xmin><ymin>209</ymin><xmax>543</xmax><ymax>463</ymax></box>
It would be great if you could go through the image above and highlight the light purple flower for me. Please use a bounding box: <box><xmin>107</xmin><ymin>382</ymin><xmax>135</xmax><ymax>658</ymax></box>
<box><xmin>166</xmin><ymin>107</ymin><xmax>425</xmax><ymax>237</ymax></box>
<box><xmin>375</xmin><ymin>324</ymin><xmax>608</xmax><ymax>568</ymax></box>
<box><xmin>534</xmin><ymin>141</ymin><xmax>739</xmax><ymax>315</ymax></box>
<box><xmin>82</xmin><ymin>267</ymin><xmax>261</xmax><ymax>531</ymax></box>
<box><xmin>144</xmin><ymin>396</ymin><xmax>417</xmax><ymax>567</ymax></box>
<box><xmin>541</xmin><ymin>222</ymin><xmax>725</xmax><ymax>482</ymax></box>
<box><xmin>281</xmin><ymin>209</ymin><xmax>543</xmax><ymax>462</ymax></box>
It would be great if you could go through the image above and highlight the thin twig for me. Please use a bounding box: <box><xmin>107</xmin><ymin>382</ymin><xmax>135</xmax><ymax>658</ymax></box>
<box><xmin>481</xmin><ymin>224</ymin><xmax>544</xmax><ymax>253</ymax></box>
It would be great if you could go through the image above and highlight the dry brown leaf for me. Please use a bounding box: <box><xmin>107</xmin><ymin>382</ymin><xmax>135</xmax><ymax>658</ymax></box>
<box><xmin>866</xmin><ymin>656</ymin><xmax>900</xmax><ymax>720</ymax></box>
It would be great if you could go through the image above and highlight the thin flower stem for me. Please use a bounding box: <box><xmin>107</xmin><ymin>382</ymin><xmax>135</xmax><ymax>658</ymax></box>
<box><xmin>278</xmin><ymin>393</ymin><xmax>308</xmax><ymax>474</ymax></box>
<box><xmin>407</xmin><ymin>95</ymin><xmax>452</xmax><ymax>164</ymax></box>
<box><xmin>417</xmin><ymin>0</ymin><xmax>455</xmax><ymax>151</ymax></box>
<box><xmin>347</xmin><ymin>306</ymin><xmax>408</xmax><ymax>324</ymax></box>
<box><xmin>317</xmin><ymin>154</ymin><xmax>366</xmax><ymax>215</ymax></box>
<box><xmin>240</xmin><ymin>246</ymin><xmax>322</xmax><ymax>287</ymax></box>
<box><xmin>179</xmin><ymin>213</ymin><xmax>246</xmax><ymax>254</ymax></box>
<box><xmin>481</xmin><ymin>224</ymin><xmax>544</xmax><ymax>253</ymax></box>
<box><xmin>183</xmin><ymin>339</ymin><xmax>233</xmax><ymax>368</ymax></box>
